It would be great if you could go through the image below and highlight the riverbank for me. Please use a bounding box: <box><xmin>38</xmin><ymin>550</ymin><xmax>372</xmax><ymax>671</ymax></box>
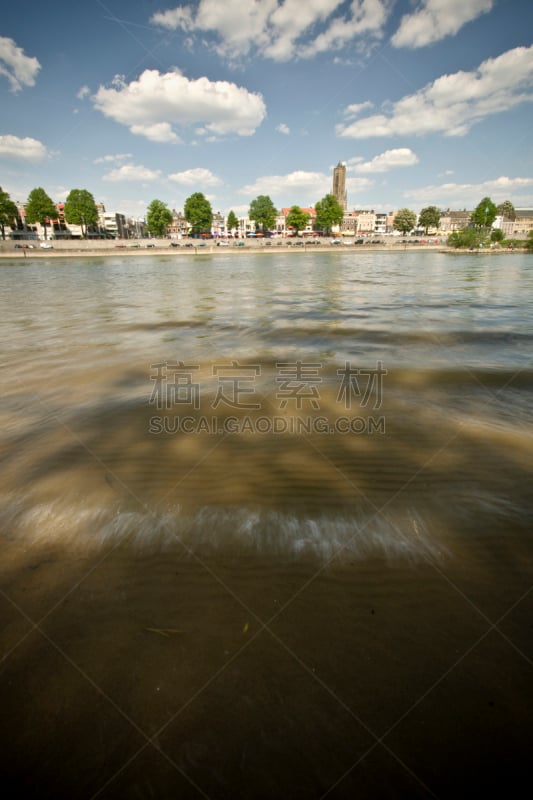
<box><xmin>0</xmin><ymin>239</ymin><xmax>445</xmax><ymax>259</ymax></box>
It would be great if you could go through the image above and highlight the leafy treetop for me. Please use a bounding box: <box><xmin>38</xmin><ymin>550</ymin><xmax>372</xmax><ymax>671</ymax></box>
<box><xmin>0</xmin><ymin>186</ymin><xmax>19</xmax><ymax>241</ymax></box>
<box><xmin>25</xmin><ymin>187</ymin><xmax>58</xmax><ymax>239</ymax></box>
<box><xmin>146</xmin><ymin>199</ymin><xmax>173</xmax><ymax>237</ymax></box>
<box><xmin>226</xmin><ymin>210</ymin><xmax>239</xmax><ymax>233</ymax></box>
<box><xmin>285</xmin><ymin>206</ymin><xmax>310</xmax><ymax>233</ymax></box>
<box><xmin>249</xmin><ymin>195</ymin><xmax>277</xmax><ymax>232</ymax></box>
<box><xmin>497</xmin><ymin>200</ymin><xmax>516</xmax><ymax>220</ymax></box>
<box><xmin>393</xmin><ymin>208</ymin><xmax>417</xmax><ymax>235</ymax></box>
<box><xmin>64</xmin><ymin>189</ymin><xmax>98</xmax><ymax>238</ymax></box>
<box><xmin>184</xmin><ymin>192</ymin><xmax>213</xmax><ymax>235</ymax></box>
<box><xmin>418</xmin><ymin>206</ymin><xmax>441</xmax><ymax>234</ymax></box>
<box><xmin>314</xmin><ymin>194</ymin><xmax>343</xmax><ymax>235</ymax></box>
<box><xmin>470</xmin><ymin>197</ymin><xmax>497</xmax><ymax>229</ymax></box>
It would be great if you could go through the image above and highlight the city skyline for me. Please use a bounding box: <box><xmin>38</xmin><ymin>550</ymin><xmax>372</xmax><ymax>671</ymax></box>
<box><xmin>1</xmin><ymin>1</ymin><xmax>532</xmax><ymax>218</ymax></box>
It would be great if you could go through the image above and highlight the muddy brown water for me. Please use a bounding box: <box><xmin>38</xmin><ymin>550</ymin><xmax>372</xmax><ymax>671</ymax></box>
<box><xmin>1</xmin><ymin>251</ymin><xmax>532</xmax><ymax>798</ymax></box>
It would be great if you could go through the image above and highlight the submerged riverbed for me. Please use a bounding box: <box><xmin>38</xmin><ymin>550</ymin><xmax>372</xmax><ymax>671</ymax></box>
<box><xmin>1</xmin><ymin>250</ymin><xmax>532</xmax><ymax>798</ymax></box>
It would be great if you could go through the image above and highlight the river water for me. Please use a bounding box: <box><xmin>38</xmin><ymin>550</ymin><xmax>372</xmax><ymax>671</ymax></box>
<box><xmin>1</xmin><ymin>250</ymin><xmax>532</xmax><ymax>798</ymax></box>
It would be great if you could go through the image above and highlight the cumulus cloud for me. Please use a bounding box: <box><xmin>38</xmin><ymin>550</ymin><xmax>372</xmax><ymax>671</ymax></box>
<box><xmin>240</xmin><ymin>170</ymin><xmax>334</xmax><ymax>205</ymax></box>
<box><xmin>77</xmin><ymin>85</ymin><xmax>90</xmax><ymax>100</ymax></box>
<box><xmin>392</xmin><ymin>0</ymin><xmax>493</xmax><ymax>49</ymax></box>
<box><xmin>0</xmin><ymin>134</ymin><xmax>48</xmax><ymax>161</ymax></box>
<box><xmin>276</xmin><ymin>123</ymin><xmax>290</xmax><ymax>135</ymax></box>
<box><xmin>103</xmin><ymin>163</ymin><xmax>162</xmax><ymax>182</ymax></box>
<box><xmin>0</xmin><ymin>36</ymin><xmax>40</xmax><ymax>92</ymax></box>
<box><xmin>349</xmin><ymin>148</ymin><xmax>419</xmax><ymax>173</ymax></box>
<box><xmin>343</xmin><ymin>101</ymin><xmax>374</xmax><ymax>119</ymax></box>
<box><xmin>405</xmin><ymin>176</ymin><xmax>533</xmax><ymax>207</ymax></box>
<box><xmin>168</xmin><ymin>167</ymin><xmax>222</xmax><ymax>186</ymax></box>
<box><xmin>337</xmin><ymin>45</ymin><xmax>533</xmax><ymax>139</ymax></box>
<box><xmin>92</xmin><ymin>69</ymin><xmax>266</xmax><ymax>141</ymax></box>
<box><xmin>93</xmin><ymin>153</ymin><xmax>133</xmax><ymax>165</ymax></box>
<box><xmin>150</xmin><ymin>0</ymin><xmax>391</xmax><ymax>62</ymax></box>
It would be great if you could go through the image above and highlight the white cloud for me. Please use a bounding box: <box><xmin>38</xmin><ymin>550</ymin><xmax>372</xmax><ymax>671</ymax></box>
<box><xmin>392</xmin><ymin>0</ymin><xmax>493</xmax><ymax>49</ymax></box>
<box><xmin>350</xmin><ymin>148</ymin><xmax>419</xmax><ymax>173</ymax></box>
<box><xmin>0</xmin><ymin>36</ymin><xmax>40</xmax><ymax>92</ymax></box>
<box><xmin>77</xmin><ymin>85</ymin><xmax>90</xmax><ymax>100</ymax></box>
<box><xmin>343</xmin><ymin>101</ymin><xmax>374</xmax><ymax>119</ymax></box>
<box><xmin>150</xmin><ymin>0</ymin><xmax>391</xmax><ymax>62</ymax></box>
<box><xmin>93</xmin><ymin>153</ymin><xmax>133</xmax><ymax>165</ymax></box>
<box><xmin>241</xmin><ymin>170</ymin><xmax>331</xmax><ymax>203</ymax></box>
<box><xmin>345</xmin><ymin>176</ymin><xmax>374</xmax><ymax>193</ymax></box>
<box><xmin>276</xmin><ymin>123</ymin><xmax>290</xmax><ymax>135</ymax></box>
<box><xmin>337</xmin><ymin>45</ymin><xmax>533</xmax><ymax>139</ymax></box>
<box><xmin>168</xmin><ymin>167</ymin><xmax>222</xmax><ymax>186</ymax></box>
<box><xmin>404</xmin><ymin>176</ymin><xmax>533</xmax><ymax>208</ymax></box>
<box><xmin>0</xmin><ymin>134</ymin><xmax>48</xmax><ymax>161</ymax></box>
<box><xmin>92</xmin><ymin>69</ymin><xmax>266</xmax><ymax>140</ymax></box>
<box><xmin>103</xmin><ymin>164</ymin><xmax>162</xmax><ymax>182</ymax></box>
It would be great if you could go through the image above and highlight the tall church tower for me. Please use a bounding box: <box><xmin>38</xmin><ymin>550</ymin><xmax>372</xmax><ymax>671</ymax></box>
<box><xmin>332</xmin><ymin>161</ymin><xmax>347</xmax><ymax>210</ymax></box>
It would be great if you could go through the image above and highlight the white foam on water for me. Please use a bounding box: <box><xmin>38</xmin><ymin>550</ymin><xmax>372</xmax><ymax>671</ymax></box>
<box><xmin>1</xmin><ymin>494</ymin><xmax>450</xmax><ymax>564</ymax></box>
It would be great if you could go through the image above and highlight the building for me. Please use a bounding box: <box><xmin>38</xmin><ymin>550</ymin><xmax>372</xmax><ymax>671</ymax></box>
<box><xmin>279</xmin><ymin>207</ymin><xmax>316</xmax><ymax>236</ymax></box>
<box><xmin>439</xmin><ymin>210</ymin><xmax>472</xmax><ymax>232</ymax></box>
<box><xmin>332</xmin><ymin>162</ymin><xmax>347</xmax><ymax>210</ymax></box>
<box><xmin>501</xmin><ymin>208</ymin><xmax>533</xmax><ymax>237</ymax></box>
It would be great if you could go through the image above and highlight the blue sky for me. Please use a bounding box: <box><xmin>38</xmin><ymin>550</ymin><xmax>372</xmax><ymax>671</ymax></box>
<box><xmin>1</xmin><ymin>0</ymin><xmax>532</xmax><ymax>219</ymax></box>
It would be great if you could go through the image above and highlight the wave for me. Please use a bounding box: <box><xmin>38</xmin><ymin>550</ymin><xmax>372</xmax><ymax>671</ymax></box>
<box><xmin>2</xmin><ymin>496</ymin><xmax>448</xmax><ymax>565</ymax></box>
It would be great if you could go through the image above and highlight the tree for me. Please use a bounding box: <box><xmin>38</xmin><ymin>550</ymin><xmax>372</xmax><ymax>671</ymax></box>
<box><xmin>497</xmin><ymin>200</ymin><xmax>516</xmax><ymax>220</ymax></box>
<box><xmin>226</xmin><ymin>210</ymin><xmax>239</xmax><ymax>235</ymax></box>
<box><xmin>418</xmin><ymin>206</ymin><xmax>441</xmax><ymax>234</ymax></box>
<box><xmin>249</xmin><ymin>195</ymin><xmax>277</xmax><ymax>232</ymax></box>
<box><xmin>314</xmin><ymin>194</ymin><xmax>344</xmax><ymax>235</ymax></box>
<box><xmin>393</xmin><ymin>208</ymin><xmax>417</xmax><ymax>235</ymax></box>
<box><xmin>527</xmin><ymin>230</ymin><xmax>533</xmax><ymax>252</ymax></box>
<box><xmin>447</xmin><ymin>228</ymin><xmax>485</xmax><ymax>249</ymax></box>
<box><xmin>0</xmin><ymin>187</ymin><xmax>19</xmax><ymax>240</ymax></box>
<box><xmin>25</xmin><ymin>187</ymin><xmax>57</xmax><ymax>240</ymax></box>
<box><xmin>470</xmin><ymin>197</ymin><xmax>497</xmax><ymax>229</ymax></box>
<box><xmin>146</xmin><ymin>199</ymin><xmax>173</xmax><ymax>238</ymax></box>
<box><xmin>490</xmin><ymin>229</ymin><xmax>504</xmax><ymax>243</ymax></box>
<box><xmin>285</xmin><ymin>205</ymin><xmax>310</xmax><ymax>234</ymax></box>
<box><xmin>64</xmin><ymin>188</ymin><xmax>98</xmax><ymax>239</ymax></box>
<box><xmin>184</xmin><ymin>192</ymin><xmax>213</xmax><ymax>236</ymax></box>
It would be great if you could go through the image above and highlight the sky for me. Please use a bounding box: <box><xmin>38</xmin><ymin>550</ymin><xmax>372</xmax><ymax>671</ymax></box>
<box><xmin>1</xmin><ymin>0</ymin><xmax>532</xmax><ymax>219</ymax></box>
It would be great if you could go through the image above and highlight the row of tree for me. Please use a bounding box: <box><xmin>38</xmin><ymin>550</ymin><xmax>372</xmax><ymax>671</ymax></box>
<box><xmin>0</xmin><ymin>184</ymin><xmax>520</xmax><ymax>242</ymax></box>
<box><xmin>0</xmin><ymin>185</ymin><xmax>100</xmax><ymax>240</ymax></box>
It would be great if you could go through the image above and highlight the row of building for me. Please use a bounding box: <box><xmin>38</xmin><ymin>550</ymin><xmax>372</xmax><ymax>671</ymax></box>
<box><xmin>9</xmin><ymin>167</ymin><xmax>533</xmax><ymax>240</ymax></box>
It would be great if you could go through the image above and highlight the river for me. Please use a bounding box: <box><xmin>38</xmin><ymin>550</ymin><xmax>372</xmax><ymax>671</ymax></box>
<box><xmin>1</xmin><ymin>250</ymin><xmax>532</xmax><ymax>798</ymax></box>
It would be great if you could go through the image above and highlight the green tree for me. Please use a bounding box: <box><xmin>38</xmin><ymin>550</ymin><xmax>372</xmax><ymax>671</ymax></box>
<box><xmin>418</xmin><ymin>206</ymin><xmax>441</xmax><ymax>234</ymax></box>
<box><xmin>285</xmin><ymin>205</ymin><xmax>310</xmax><ymax>234</ymax></box>
<box><xmin>314</xmin><ymin>194</ymin><xmax>344</xmax><ymax>235</ymax></box>
<box><xmin>490</xmin><ymin>229</ymin><xmax>504</xmax><ymax>243</ymax></box>
<box><xmin>64</xmin><ymin>188</ymin><xmax>99</xmax><ymax>239</ymax></box>
<box><xmin>249</xmin><ymin>195</ymin><xmax>277</xmax><ymax>233</ymax></box>
<box><xmin>226</xmin><ymin>210</ymin><xmax>239</xmax><ymax>235</ymax></box>
<box><xmin>497</xmin><ymin>200</ymin><xmax>516</xmax><ymax>220</ymax></box>
<box><xmin>447</xmin><ymin>228</ymin><xmax>485</xmax><ymax>249</ymax></box>
<box><xmin>146</xmin><ymin>199</ymin><xmax>173</xmax><ymax>237</ymax></box>
<box><xmin>393</xmin><ymin>208</ymin><xmax>417</xmax><ymax>235</ymax></box>
<box><xmin>470</xmin><ymin>197</ymin><xmax>497</xmax><ymax>229</ymax></box>
<box><xmin>25</xmin><ymin>187</ymin><xmax>57</xmax><ymax>240</ymax></box>
<box><xmin>526</xmin><ymin>230</ymin><xmax>533</xmax><ymax>252</ymax></box>
<box><xmin>0</xmin><ymin>186</ymin><xmax>19</xmax><ymax>241</ymax></box>
<box><xmin>184</xmin><ymin>192</ymin><xmax>213</xmax><ymax>236</ymax></box>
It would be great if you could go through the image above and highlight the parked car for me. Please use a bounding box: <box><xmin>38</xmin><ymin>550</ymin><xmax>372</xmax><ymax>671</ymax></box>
<box><xmin>40</xmin><ymin>242</ymin><xmax>53</xmax><ymax>249</ymax></box>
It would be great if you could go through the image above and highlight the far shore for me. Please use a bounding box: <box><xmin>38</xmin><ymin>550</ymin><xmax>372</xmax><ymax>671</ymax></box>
<box><xmin>0</xmin><ymin>239</ymin><xmax>525</xmax><ymax>259</ymax></box>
